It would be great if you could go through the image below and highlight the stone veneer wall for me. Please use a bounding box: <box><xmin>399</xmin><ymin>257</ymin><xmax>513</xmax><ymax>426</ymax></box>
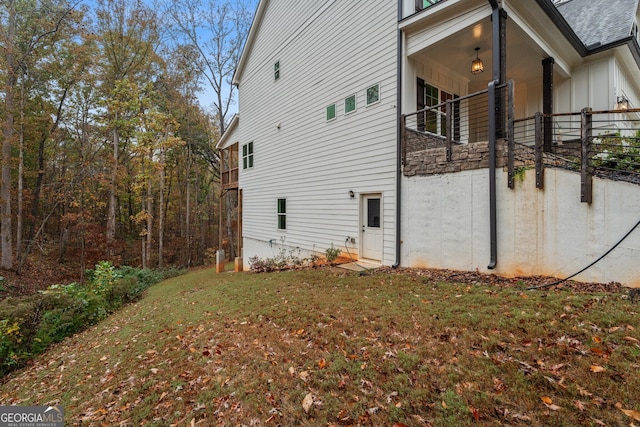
<box><xmin>403</xmin><ymin>129</ymin><xmax>536</xmax><ymax>176</ymax></box>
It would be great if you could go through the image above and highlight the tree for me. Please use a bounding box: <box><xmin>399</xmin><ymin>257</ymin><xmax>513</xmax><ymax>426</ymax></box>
<box><xmin>1</xmin><ymin>0</ymin><xmax>78</xmax><ymax>270</ymax></box>
<box><xmin>163</xmin><ymin>0</ymin><xmax>254</xmax><ymax>261</ymax></box>
<box><xmin>94</xmin><ymin>0</ymin><xmax>160</xmax><ymax>250</ymax></box>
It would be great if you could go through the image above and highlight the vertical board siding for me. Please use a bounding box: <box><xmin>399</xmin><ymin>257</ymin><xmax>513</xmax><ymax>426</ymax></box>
<box><xmin>237</xmin><ymin>0</ymin><xmax>398</xmax><ymax>264</ymax></box>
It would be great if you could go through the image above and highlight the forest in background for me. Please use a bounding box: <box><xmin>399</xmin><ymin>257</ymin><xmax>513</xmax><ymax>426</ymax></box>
<box><xmin>0</xmin><ymin>0</ymin><xmax>253</xmax><ymax>290</ymax></box>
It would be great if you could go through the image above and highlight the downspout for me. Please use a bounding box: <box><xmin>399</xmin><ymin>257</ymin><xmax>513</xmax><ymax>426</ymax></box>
<box><xmin>487</xmin><ymin>0</ymin><xmax>501</xmax><ymax>269</ymax></box>
<box><xmin>393</xmin><ymin>0</ymin><xmax>403</xmax><ymax>269</ymax></box>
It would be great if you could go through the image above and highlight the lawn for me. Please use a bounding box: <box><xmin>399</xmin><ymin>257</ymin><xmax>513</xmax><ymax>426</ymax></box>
<box><xmin>1</xmin><ymin>267</ymin><xmax>638</xmax><ymax>426</ymax></box>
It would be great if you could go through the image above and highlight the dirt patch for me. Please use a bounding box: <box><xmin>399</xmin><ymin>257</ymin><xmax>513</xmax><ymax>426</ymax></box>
<box><xmin>0</xmin><ymin>257</ymin><xmax>80</xmax><ymax>297</ymax></box>
<box><xmin>378</xmin><ymin>266</ymin><xmax>626</xmax><ymax>294</ymax></box>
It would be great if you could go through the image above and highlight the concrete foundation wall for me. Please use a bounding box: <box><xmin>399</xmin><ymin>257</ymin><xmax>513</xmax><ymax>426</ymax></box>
<box><xmin>402</xmin><ymin>167</ymin><xmax>640</xmax><ymax>287</ymax></box>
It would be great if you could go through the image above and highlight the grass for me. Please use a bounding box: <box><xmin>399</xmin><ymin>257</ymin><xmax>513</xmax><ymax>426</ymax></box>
<box><xmin>0</xmin><ymin>267</ymin><xmax>638</xmax><ymax>426</ymax></box>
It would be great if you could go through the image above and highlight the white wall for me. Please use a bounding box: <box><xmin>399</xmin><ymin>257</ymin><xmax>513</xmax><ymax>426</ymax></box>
<box><xmin>402</xmin><ymin>168</ymin><xmax>640</xmax><ymax>287</ymax></box>
<box><xmin>237</xmin><ymin>0</ymin><xmax>399</xmax><ymax>267</ymax></box>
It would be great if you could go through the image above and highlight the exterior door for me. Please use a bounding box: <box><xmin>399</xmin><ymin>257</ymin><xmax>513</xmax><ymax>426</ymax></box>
<box><xmin>361</xmin><ymin>194</ymin><xmax>383</xmax><ymax>261</ymax></box>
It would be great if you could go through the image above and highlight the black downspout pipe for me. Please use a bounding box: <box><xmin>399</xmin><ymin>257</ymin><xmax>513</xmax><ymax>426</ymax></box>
<box><xmin>487</xmin><ymin>0</ymin><xmax>502</xmax><ymax>270</ymax></box>
<box><xmin>393</xmin><ymin>0</ymin><xmax>403</xmax><ymax>269</ymax></box>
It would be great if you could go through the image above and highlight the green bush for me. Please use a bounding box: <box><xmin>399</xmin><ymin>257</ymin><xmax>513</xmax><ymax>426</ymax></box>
<box><xmin>0</xmin><ymin>263</ymin><xmax>179</xmax><ymax>377</ymax></box>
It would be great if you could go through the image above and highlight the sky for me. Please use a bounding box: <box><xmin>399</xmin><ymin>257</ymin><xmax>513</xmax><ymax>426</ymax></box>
<box><xmin>78</xmin><ymin>0</ymin><xmax>260</xmax><ymax>121</ymax></box>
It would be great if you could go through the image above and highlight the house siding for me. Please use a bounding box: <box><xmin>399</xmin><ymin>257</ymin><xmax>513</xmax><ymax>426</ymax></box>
<box><xmin>237</xmin><ymin>0</ymin><xmax>398</xmax><ymax>265</ymax></box>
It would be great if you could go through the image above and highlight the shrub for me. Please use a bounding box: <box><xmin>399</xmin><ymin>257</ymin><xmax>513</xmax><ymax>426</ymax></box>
<box><xmin>325</xmin><ymin>244</ymin><xmax>342</xmax><ymax>263</ymax></box>
<box><xmin>0</xmin><ymin>262</ymin><xmax>180</xmax><ymax>377</ymax></box>
<box><xmin>249</xmin><ymin>248</ymin><xmax>314</xmax><ymax>273</ymax></box>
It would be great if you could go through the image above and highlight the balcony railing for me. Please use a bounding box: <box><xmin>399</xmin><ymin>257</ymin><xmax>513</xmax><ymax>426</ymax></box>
<box><xmin>402</xmin><ymin>82</ymin><xmax>640</xmax><ymax>201</ymax></box>
<box><xmin>220</xmin><ymin>143</ymin><xmax>239</xmax><ymax>190</ymax></box>
<box><xmin>513</xmin><ymin>108</ymin><xmax>640</xmax><ymax>201</ymax></box>
<box><xmin>402</xmin><ymin>82</ymin><xmax>510</xmax><ymax>163</ymax></box>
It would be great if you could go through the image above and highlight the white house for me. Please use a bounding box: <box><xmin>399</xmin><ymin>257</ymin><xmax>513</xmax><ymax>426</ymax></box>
<box><xmin>218</xmin><ymin>0</ymin><xmax>640</xmax><ymax>287</ymax></box>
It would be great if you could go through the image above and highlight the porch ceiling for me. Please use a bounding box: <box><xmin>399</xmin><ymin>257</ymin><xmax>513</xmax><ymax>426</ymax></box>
<box><xmin>412</xmin><ymin>18</ymin><xmax>550</xmax><ymax>93</ymax></box>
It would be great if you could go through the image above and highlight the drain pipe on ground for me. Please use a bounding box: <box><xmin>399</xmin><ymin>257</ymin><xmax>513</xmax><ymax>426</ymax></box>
<box><xmin>487</xmin><ymin>0</ymin><xmax>502</xmax><ymax>269</ymax></box>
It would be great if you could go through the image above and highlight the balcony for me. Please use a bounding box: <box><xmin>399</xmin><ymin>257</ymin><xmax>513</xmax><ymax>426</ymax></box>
<box><xmin>221</xmin><ymin>143</ymin><xmax>239</xmax><ymax>190</ymax></box>
<box><xmin>401</xmin><ymin>82</ymin><xmax>640</xmax><ymax>201</ymax></box>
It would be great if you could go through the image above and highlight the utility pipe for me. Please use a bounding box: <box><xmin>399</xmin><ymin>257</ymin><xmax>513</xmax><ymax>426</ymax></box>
<box><xmin>487</xmin><ymin>0</ymin><xmax>502</xmax><ymax>269</ymax></box>
<box><xmin>393</xmin><ymin>0</ymin><xmax>403</xmax><ymax>269</ymax></box>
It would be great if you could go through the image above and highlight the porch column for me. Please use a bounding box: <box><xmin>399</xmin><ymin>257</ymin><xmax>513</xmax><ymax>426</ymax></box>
<box><xmin>491</xmin><ymin>6</ymin><xmax>507</xmax><ymax>138</ymax></box>
<box><xmin>542</xmin><ymin>57</ymin><xmax>555</xmax><ymax>152</ymax></box>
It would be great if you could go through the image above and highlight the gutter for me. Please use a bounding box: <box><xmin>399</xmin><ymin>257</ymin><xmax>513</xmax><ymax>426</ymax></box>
<box><xmin>393</xmin><ymin>0</ymin><xmax>403</xmax><ymax>269</ymax></box>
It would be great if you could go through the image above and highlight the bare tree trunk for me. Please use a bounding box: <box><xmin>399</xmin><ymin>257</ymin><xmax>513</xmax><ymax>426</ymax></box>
<box><xmin>17</xmin><ymin>83</ymin><xmax>24</xmax><ymax>262</ymax></box>
<box><xmin>185</xmin><ymin>144</ymin><xmax>191</xmax><ymax>266</ymax></box>
<box><xmin>145</xmin><ymin>178</ymin><xmax>152</xmax><ymax>268</ymax></box>
<box><xmin>106</xmin><ymin>120</ymin><xmax>119</xmax><ymax>250</ymax></box>
<box><xmin>80</xmin><ymin>197</ymin><xmax>86</xmax><ymax>284</ymax></box>
<box><xmin>1</xmin><ymin>0</ymin><xmax>17</xmax><ymax>270</ymax></box>
<box><xmin>158</xmin><ymin>148</ymin><xmax>165</xmax><ymax>268</ymax></box>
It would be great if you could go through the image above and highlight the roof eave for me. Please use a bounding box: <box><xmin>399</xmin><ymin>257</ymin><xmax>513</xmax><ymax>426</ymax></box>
<box><xmin>232</xmin><ymin>0</ymin><xmax>267</xmax><ymax>86</ymax></box>
<box><xmin>216</xmin><ymin>114</ymin><xmax>239</xmax><ymax>150</ymax></box>
<box><xmin>586</xmin><ymin>36</ymin><xmax>640</xmax><ymax>69</ymax></box>
<box><xmin>534</xmin><ymin>0</ymin><xmax>588</xmax><ymax>56</ymax></box>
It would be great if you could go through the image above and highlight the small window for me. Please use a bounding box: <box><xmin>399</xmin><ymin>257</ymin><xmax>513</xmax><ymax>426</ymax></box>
<box><xmin>277</xmin><ymin>198</ymin><xmax>286</xmax><ymax>230</ymax></box>
<box><xmin>326</xmin><ymin>103</ymin><xmax>336</xmax><ymax>121</ymax></box>
<box><xmin>366</xmin><ymin>83</ymin><xmax>380</xmax><ymax>106</ymax></box>
<box><xmin>274</xmin><ymin>61</ymin><xmax>280</xmax><ymax>80</ymax></box>
<box><xmin>242</xmin><ymin>142</ymin><xmax>254</xmax><ymax>169</ymax></box>
<box><xmin>345</xmin><ymin>94</ymin><xmax>356</xmax><ymax>114</ymax></box>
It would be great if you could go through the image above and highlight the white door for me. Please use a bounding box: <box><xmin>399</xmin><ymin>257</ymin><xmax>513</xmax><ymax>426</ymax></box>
<box><xmin>361</xmin><ymin>194</ymin><xmax>383</xmax><ymax>261</ymax></box>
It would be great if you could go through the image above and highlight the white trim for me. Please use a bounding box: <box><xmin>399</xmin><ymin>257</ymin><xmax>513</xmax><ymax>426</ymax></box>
<box><xmin>216</xmin><ymin>114</ymin><xmax>239</xmax><ymax>150</ymax></box>
<box><xmin>344</xmin><ymin>93</ymin><xmax>357</xmax><ymax>115</ymax></box>
<box><xmin>326</xmin><ymin>103</ymin><xmax>337</xmax><ymax>121</ymax></box>
<box><xmin>365</xmin><ymin>83</ymin><xmax>381</xmax><ymax>106</ymax></box>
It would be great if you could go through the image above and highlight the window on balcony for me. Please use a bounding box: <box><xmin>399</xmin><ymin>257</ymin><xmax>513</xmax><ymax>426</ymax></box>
<box><xmin>416</xmin><ymin>0</ymin><xmax>442</xmax><ymax>12</ymax></box>
<box><xmin>417</xmin><ymin>78</ymin><xmax>459</xmax><ymax>139</ymax></box>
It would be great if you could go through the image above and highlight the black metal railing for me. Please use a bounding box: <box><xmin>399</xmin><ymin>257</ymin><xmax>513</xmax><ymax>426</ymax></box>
<box><xmin>513</xmin><ymin>108</ymin><xmax>640</xmax><ymax>202</ymax></box>
<box><xmin>402</xmin><ymin>82</ymin><xmax>511</xmax><ymax>162</ymax></box>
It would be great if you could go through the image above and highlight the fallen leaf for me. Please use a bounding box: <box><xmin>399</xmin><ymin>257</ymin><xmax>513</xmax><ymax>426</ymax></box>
<box><xmin>541</xmin><ymin>396</ymin><xmax>562</xmax><ymax>411</ymax></box>
<box><xmin>442</xmin><ymin>400</ymin><xmax>448</xmax><ymax>409</ymax></box>
<box><xmin>590</xmin><ymin>365</ymin><xmax>606</xmax><ymax>373</ymax></box>
<box><xmin>577</xmin><ymin>384</ymin><xmax>593</xmax><ymax>397</ymax></box>
<box><xmin>620</xmin><ymin>407</ymin><xmax>640</xmax><ymax>421</ymax></box>
<box><xmin>392</xmin><ymin>423</ymin><xmax>409</xmax><ymax>427</ymax></box>
<box><xmin>592</xmin><ymin>336</ymin><xmax>602</xmax><ymax>344</ymax></box>
<box><xmin>302</xmin><ymin>393</ymin><xmax>314</xmax><ymax>413</ymax></box>
<box><xmin>318</xmin><ymin>359</ymin><xmax>326</xmax><ymax>369</ymax></box>
<box><xmin>574</xmin><ymin>400</ymin><xmax>586</xmax><ymax>411</ymax></box>
<box><xmin>623</xmin><ymin>336</ymin><xmax>640</xmax><ymax>343</ymax></box>
<box><xmin>470</xmin><ymin>406</ymin><xmax>480</xmax><ymax>421</ymax></box>
<box><xmin>150</xmin><ymin>368</ymin><xmax>159</xmax><ymax>374</ymax></box>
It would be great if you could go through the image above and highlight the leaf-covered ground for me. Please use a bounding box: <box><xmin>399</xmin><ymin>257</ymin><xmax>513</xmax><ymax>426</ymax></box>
<box><xmin>1</xmin><ymin>267</ymin><xmax>638</xmax><ymax>426</ymax></box>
